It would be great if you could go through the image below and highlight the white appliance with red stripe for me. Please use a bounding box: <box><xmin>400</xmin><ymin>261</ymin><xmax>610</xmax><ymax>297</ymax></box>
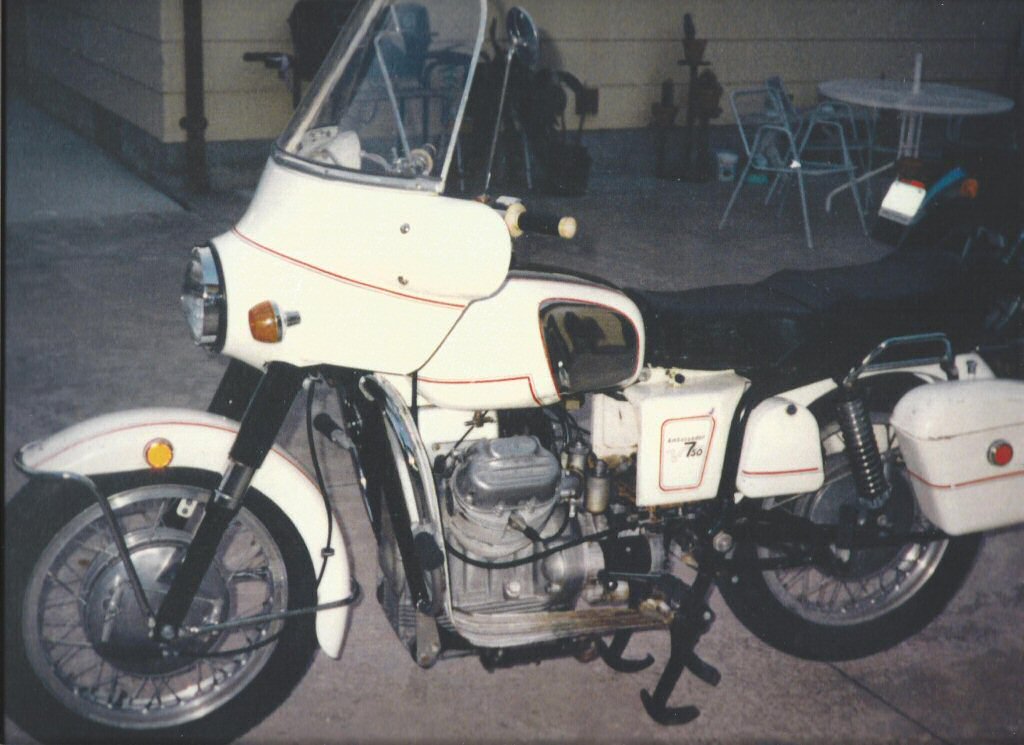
<box><xmin>891</xmin><ymin>379</ymin><xmax>1024</xmax><ymax>535</ymax></box>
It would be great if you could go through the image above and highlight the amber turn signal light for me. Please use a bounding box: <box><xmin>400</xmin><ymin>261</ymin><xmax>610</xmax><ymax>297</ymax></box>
<box><xmin>249</xmin><ymin>300</ymin><xmax>283</xmax><ymax>343</ymax></box>
<box><xmin>248</xmin><ymin>301</ymin><xmax>301</xmax><ymax>343</ymax></box>
<box><xmin>144</xmin><ymin>438</ymin><xmax>174</xmax><ymax>469</ymax></box>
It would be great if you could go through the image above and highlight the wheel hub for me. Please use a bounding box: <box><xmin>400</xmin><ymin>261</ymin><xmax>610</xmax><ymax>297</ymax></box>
<box><xmin>807</xmin><ymin>455</ymin><xmax>915</xmax><ymax>579</ymax></box>
<box><xmin>82</xmin><ymin>530</ymin><xmax>229</xmax><ymax>674</ymax></box>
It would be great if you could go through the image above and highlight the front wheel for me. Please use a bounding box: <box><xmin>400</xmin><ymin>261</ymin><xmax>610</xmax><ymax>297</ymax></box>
<box><xmin>718</xmin><ymin>416</ymin><xmax>981</xmax><ymax>661</ymax></box>
<box><xmin>5</xmin><ymin>470</ymin><xmax>317</xmax><ymax>744</ymax></box>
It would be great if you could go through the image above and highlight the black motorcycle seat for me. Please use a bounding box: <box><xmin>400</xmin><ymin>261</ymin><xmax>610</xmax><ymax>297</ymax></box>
<box><xmin>626</xmin><ymin>249</ymin><xmax>986</xmax><ymax>384</ymax></box>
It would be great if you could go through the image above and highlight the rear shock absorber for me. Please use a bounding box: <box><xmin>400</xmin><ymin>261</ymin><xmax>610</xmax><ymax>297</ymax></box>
<box><xmin>836</xmin><ymin>333</ymin><xmax>959</xmax><ymax>511</ymax></box>
<box><xmin>836</xmin><ymin>389</ymin><xmax>891</xmax><ymax>510</ymax></box>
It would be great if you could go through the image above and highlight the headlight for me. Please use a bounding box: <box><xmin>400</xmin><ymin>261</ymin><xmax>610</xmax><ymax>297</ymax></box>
<box><xmin>180</xmin><ymin>245</ymin><xmax>225</xmax><ymax>349</ymax></box>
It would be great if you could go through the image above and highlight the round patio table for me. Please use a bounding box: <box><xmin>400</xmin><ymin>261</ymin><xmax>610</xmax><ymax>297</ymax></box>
<box><xmin>819</xmin><ymin>78</ymin><xmax>1013</xmax><ymax>157</ymax></box>
<box><xmin>817</xmin><ymin>78</ymin><xmax>1013</xmax><ymax>211</ymax></box>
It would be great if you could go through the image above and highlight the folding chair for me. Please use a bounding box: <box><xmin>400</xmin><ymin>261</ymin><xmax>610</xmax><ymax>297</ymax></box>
<box><xmin>719</xmin><ymin>87</ymin><xmax>868</xmax><ymax>249</ymax></box>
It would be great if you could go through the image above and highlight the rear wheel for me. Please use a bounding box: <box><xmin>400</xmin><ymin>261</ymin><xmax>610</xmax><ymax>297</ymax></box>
<box><xmin>5</xmin><ymin>471</ymin><xmax>317</xmax><ymax>743</ymax></box>
<box><xmin>719</xmin><ymin>415</ymin><xmax>981</xmax><ymax>661</ymax></box>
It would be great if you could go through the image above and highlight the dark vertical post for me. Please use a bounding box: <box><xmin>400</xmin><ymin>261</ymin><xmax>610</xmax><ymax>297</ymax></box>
<box><xmin>181</xmin><ymin>0</ymin><xmax>210</xmax><ymax>193</ymax></box>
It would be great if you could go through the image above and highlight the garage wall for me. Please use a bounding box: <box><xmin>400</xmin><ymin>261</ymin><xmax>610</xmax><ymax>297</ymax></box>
<box><xmin>24</xmin><ymin>1</ymin><xmax>167</xmax><ymax>138</ymax></box>
<box><xmin>160</xmin><ymin>0</ymin><xmax>297</xmax><ymax>143</ymax></box>
<box><xmin>21</xmin><ymin>0</ymin><xmax>1022</xmax><ymax>144</ymax></box>
<box><xmin>525</xmin><ymin>0</ymin><xmax>1021</xmax><ymax>130</ymax></box>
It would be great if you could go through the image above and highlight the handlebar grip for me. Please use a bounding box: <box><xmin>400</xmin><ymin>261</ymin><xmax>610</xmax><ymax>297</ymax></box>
<box><xmin>504</xmin><ymin>202</ymin><xmax>577</xmax><ymax>239</ymax></box>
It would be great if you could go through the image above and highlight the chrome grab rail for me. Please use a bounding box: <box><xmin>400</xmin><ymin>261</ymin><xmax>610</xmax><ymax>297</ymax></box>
<box><xmin>843</xmin><ymin>332</ymin><xmax>957</xmax><ymax>390</ymax></box>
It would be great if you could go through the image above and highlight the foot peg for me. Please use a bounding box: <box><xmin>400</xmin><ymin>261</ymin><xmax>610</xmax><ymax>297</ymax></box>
<box><xmin>597</xmin><ymin>631</ymin><xmax>655</xmax><ymax>673</ymax></box>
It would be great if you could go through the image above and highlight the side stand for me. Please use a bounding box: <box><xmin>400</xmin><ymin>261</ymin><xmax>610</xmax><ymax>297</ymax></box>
<box><xmin>598</xmin><ymin>570</ymin><xmax>720</xmax><ymax>725</ymax></box>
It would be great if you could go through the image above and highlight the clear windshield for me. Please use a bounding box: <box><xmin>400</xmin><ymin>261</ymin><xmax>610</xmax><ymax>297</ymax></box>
<box><xmin>278</xmin><ymin>0</ymin><xmax>484</xmax><ymax>190</ymax></box>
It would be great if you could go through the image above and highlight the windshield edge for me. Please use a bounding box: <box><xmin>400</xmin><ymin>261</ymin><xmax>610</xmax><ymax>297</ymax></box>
<box><xmin>270</xmin><ymin>148</ymin><xmax>443</xmax><ymax>193</ymax></box>
<box><xmin>436</xmin><ymin>0</ymin><xmax>487</xmax><ymax>186</ymax></box>
<box><xmin>279</xmin><ymin>0</ymin><xmax>486</xmax><ymax>193</ymax></box>
<box><xmin>280</xmin><ymin>0</ymin><xmax>383</xmax><ymax>154</ymax></box>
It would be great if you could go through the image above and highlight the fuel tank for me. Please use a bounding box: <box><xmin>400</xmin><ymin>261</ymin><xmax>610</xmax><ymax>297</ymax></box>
<box><xmin>417</xmin><ymin>271</ymin><xmax>645</xmax><ymax>409</ymax></box>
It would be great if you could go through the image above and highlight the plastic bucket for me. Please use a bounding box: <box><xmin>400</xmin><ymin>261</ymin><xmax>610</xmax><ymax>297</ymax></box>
<box><xmin>716</xmin><ymin>150</ymin><xmax>739</xmax><ymax>182</ymax></box>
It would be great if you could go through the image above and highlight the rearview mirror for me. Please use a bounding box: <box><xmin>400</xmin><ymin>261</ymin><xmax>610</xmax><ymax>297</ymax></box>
<box><xmin>506</xmin><ymin>7</ymin><xmax>539</xmax><ymax>67</ymax></box>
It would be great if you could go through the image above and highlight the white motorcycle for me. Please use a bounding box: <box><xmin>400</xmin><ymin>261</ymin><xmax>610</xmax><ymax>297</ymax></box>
<box><xmin>7</xmin><ymin>1</ymin><xmax>1024</xmax><ymax>742</ymax></box>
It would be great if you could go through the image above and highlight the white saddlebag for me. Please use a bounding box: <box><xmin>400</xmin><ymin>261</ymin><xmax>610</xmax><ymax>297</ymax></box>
<box><xmin>891</xmin><ymin>379</ymin><xmax>1024</xmax><ymax>535</ymax></box>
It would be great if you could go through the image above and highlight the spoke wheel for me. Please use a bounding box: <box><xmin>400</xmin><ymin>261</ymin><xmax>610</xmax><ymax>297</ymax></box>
<box><xmin>758</xmin><ymin>419</ymin><xmax>948</xmax><ymax>626</ymax></box>
<box><xmin>6</xmin><ymin>471</ymin><xmax>317</xmax><ymax>744</ymax></box>
<box><xmin>718</xmin><ymin>412</ymin><xmax>981</xmax><ymax>661</ymax></box>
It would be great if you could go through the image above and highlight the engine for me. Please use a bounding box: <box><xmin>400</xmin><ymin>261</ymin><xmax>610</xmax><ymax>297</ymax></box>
<box><xmin>441</xmin><ymin>435</ymin><xmax>662</xmax><ymax>614</ymax></box>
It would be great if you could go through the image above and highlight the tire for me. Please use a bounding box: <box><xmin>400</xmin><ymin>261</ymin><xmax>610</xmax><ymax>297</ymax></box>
<box><xmin>718</xmin><ymin>410</ymin><xmax>982</xmax><ymax>662</ymax></box>
<box><xmin>5</xmin><ymin>469</ymin><xmax>318</xmax><ymax>744</ymax></box>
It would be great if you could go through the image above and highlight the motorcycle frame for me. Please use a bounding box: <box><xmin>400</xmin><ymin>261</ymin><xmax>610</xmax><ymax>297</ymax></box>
<box><xmin>194</xmin><ymin>337</ymin><xmax>992</xmax><ymax>654</ymax></box>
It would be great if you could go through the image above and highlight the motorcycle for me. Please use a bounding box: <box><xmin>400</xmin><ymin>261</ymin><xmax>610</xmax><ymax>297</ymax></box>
<box><xmin>6</xmin><ymin>1</ymin><xmax>1024</xmax><ymax>742</ymax></box>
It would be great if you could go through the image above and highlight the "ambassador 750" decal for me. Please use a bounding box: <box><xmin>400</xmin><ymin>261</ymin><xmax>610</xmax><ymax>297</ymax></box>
<box><xmin>660</xmin><ymin>415</ymin><xmax>716</xmax><ymax>491</ymax></box>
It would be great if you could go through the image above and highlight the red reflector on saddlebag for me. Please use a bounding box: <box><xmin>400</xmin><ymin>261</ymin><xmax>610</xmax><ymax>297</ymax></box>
<box><xmin>988</xmin><ymin>441</ymin><xmax>1014</xmax><ymax>467</ymax></box>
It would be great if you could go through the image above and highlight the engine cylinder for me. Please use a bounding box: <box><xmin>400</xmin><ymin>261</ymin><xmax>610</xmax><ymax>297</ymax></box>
<box><xmin>449</xmin><ymin>436</ymin><xmax>562</xmax><ymax>558</ymax></box>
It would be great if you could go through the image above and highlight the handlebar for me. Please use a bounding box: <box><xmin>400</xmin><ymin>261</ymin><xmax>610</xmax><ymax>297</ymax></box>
<box><xmin>502</xmin><ymin>202</ymin><xmax>577</xmax><ymax>240</ymax></box>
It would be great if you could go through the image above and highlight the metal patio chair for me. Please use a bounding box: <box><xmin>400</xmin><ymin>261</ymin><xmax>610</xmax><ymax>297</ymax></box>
<box><xmin>767</xmin><ymin>76</ymin><xmax>875</xmax><ymax>174</ymax></box>
<box><xmin>719</xmin><ymin>87</ymin><xmax>868</xmax><ymax>249</ymax></box>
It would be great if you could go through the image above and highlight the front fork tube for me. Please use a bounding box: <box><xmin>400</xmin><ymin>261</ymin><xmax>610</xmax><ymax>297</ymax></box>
<box><xmin>154</xmin><ymin>362</ymin><xmax>308</xmax><ymax>638</ymax></box>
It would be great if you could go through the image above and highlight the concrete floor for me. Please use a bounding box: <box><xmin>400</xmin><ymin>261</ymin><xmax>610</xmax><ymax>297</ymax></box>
<box><xmin>4</xmin><ymin>100</ymin><xmax>1023</xmax><ymax>744</ymax></box>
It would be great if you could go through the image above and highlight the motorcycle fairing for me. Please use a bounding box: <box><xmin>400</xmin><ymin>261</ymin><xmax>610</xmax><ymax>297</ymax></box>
<box><xmin>15</xmin><ymin>407</ymin><xmax>353</xmax><ymax>658</ymax></box>
<box><xmin>217</xmin><ymin>159</ymin><xmax>511</xmax><ymax>373</ymax></box>
<box><xmin>278</xmin><ymin>0</ymin><xmax>486</xmax><ymax>192</ymax></box>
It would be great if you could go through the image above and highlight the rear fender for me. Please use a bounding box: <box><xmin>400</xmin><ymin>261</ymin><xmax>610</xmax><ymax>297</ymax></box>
<box><xmin>17</xmin><ymin>407</ymin><xmax>352</xmax><ymax>659</ymax></box>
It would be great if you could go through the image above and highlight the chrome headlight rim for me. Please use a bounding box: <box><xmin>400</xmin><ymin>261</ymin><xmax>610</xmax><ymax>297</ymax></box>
<box><xmin>180</xmin><ymin>244</ymin><xmax>226</xmax><ymax>350</ymax></box>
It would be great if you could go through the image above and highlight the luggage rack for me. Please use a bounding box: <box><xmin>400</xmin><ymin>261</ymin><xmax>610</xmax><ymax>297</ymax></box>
<box><xmin>843</xmin><ymin>332</ymin><xmax>957</xmax><ymax>389</ymax></box>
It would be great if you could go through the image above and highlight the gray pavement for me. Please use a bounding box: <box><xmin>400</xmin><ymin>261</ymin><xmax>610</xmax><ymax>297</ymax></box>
<box><xmin>4</xmin><ymin>101</ymin><xmax>1023</xmax><ymax>744</ymax></box>
<box><xmin>4</xmin><ymin>98</ymin><xmax>183</xmax><ymax>223</ymax></box>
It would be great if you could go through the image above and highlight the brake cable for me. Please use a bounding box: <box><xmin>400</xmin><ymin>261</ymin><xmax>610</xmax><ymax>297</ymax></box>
<box><xmin>178</xmin><ymin>586</ymin><xmax>362</xmax><ymax>657</ymax></box>
<box><xmin>306</xmin><ymin>376</ymin><xmax>335</xmax><ymax>587</ymax></box>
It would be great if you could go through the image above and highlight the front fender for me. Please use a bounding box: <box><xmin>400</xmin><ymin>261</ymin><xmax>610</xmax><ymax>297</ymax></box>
<box><xmin>18</xmin><ymin>407</ymin><xmax>352</xmax><ymax>659</ymax></box>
